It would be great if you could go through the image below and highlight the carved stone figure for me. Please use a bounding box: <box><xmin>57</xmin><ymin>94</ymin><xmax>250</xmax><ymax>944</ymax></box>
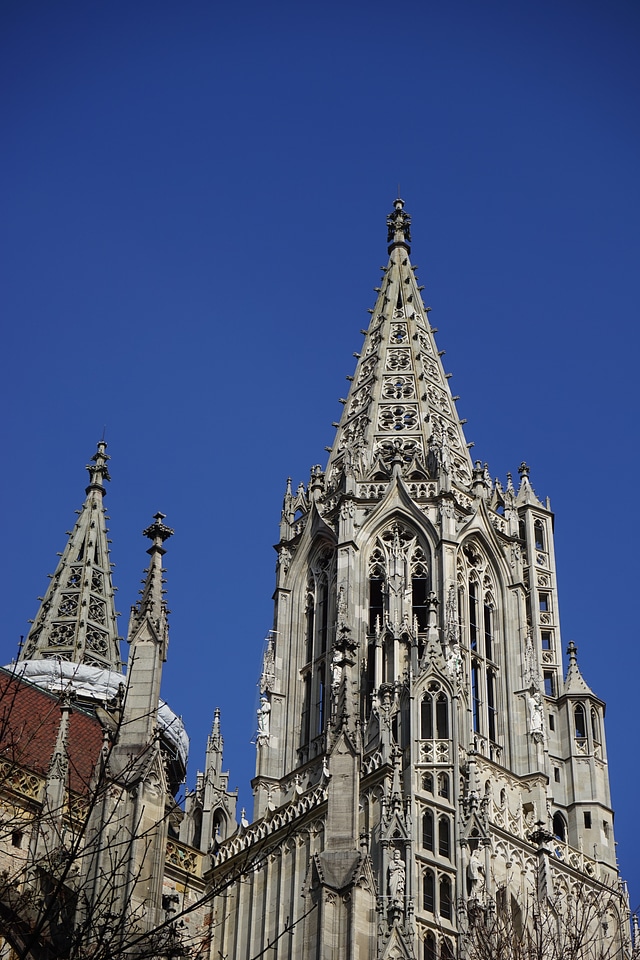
<box><xmin>528</xmin><ymin>689</ymin><xmax>544</xmax><ymax>738</ymax></box>
<box><xmin>331</xmin><ymin>650</ymin><xmax>343</xmax><ymax>695</ymax></box>
<box><xmin>387</xmin><ymin>849</ymin><xmax>406</xmax><ymax>903</ymax></box>
<box><xmin>446</xmin><ymin>642</ymin><xmax>463</xmax><ymax>683</ymax></box>
<box><xmin>468</xmin><ymin>848</ymin><xmax>484</xmax><ymax>896</ymax></box>
<box><xmin>257</xmin><ymin>695</ymin><xmax>271</xmax><ymax>745</ymax></box>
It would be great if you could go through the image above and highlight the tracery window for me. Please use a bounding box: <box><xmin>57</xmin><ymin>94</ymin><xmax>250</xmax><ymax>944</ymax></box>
<box><xmin>300</xmin><ymin>546</ymin><xmax>335</xmax><ymax>745</ymax></box>
<box><xmin>367</xmin><ymin>521</ymin><xmax>431</xmax><ymax>637</ymax></box>
<box><xmin>304</xmin><ymin>580</ymin><xmax>315</xmax><ymax>664</ymax></box>
<box><xmin>458</xmin><ymin>543</ymin><xmax>501</xmax><ymax>748</ymax></box>
<box><xmin>420</xmin><ymin>685</ymin><xmax>449</xmax><ymax>740</ymax></box>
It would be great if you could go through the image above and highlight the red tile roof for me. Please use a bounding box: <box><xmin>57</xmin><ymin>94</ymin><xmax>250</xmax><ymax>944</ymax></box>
<box><xmin>0</xmin><ymin>668</ymin><xmax>104</xmax><ymax>795</ymax></box>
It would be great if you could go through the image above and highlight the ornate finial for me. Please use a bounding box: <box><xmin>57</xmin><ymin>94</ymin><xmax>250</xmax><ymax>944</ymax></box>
<box><xmin>387</xmin><ymin>197</ymin><xmax>412</xmax><ymax>248</ymax></box>
<box><xmin>86</xmin><ymin>440</ymin><xmax>111</xmax><ymax>494</ymax></box>
<box><xmin>211</xmin><ymin>707</ymin><xmax>222</xmax><ymax>746</ymax></box>
<box><xmin>567</xmin><ymin>641</ymin><xmax>578</xmax><ymax>664</ymax></box>
<box><xmin>518</xmin><ymin>461</ymin><xmax>530</xmax><ymax>478</ymax></box>
<box><xmin>143</xmin><ymin>512</ymin><xmax>174</xmax><ymax>554</ymax></box>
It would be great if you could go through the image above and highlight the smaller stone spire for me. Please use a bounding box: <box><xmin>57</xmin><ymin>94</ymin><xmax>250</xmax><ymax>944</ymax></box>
<box><xmin>119</xmin><ymin>514</ymin><xmax>173</xmax><ymax>752</ymax></box>
<box><xmin>31</xmin><ymin>692</ymin><xmax>73</xmax><ymax>861</ymax></box>
<box><xmin>516</xmin><ymin>461</ymin><xmax>543</xmax><ymax>507</ymax></box>
<box><xmin>563</xmin><ymin>641</ymin><xmax>593</xmax><ymax>695</ymax></box>
<box><xmin>19</xmin><ymin>441</ymin><xmax>121</xmax><ymax>670</ymax></box>
<box><xmin>128</xmin><ymin>512</ymin><xmax>174</xmax><ymax>655</ymax></box>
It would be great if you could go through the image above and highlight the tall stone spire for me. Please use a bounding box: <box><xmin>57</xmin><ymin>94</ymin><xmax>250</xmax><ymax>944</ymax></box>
<box><xmin>19</xmin><ymin>441</ymin><xmax>121</xmax><ymax>671</ymax></box>
<box><xmin>325</xmin><ymin>198</ymin><xmax>472</xmax><ymax>491</ymax></box>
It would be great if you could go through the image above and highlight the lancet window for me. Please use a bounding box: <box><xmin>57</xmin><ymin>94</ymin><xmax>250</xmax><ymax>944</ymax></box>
<box><xmin>420</xmin><ymin>685</ymin><xmax>450</xmax><ymax>740</ymax></box>
<box><xmin>457</xmin><ymin>543</ymin><xmax>502</xmax><ymax>752</ymax></box>
<box><xmin>571</xmin><ymin>700</ymin><xmax>602</xmax><ymax>754</ymax></box>
<box><xmin>424</xmin><ymin>932</ymin><xmax>436</xmax><ymax>960</ymax></box>
<box><xmin>300</xmin><ymin>546</ymin><xmax>336</xmax><ymax>748</ymax></box>
<box><xmin>422</xmin><ymin>810</ymin><xmax>434</xmax><ymax>851</ymax></box>
<box><xmin>422</xmin><ymin>868</ymin><xmax>455</xmax><ymax>921</ymax></box>
<box><xmin>438</xmin><ymin>817</ymin><xmax>451</xmax><ymax>859</ymax></box>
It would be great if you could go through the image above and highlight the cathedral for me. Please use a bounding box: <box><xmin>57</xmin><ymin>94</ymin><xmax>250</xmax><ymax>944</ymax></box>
<box><xmin>0</xmin><ymin>199</ymin><xmax>633</xmax><ymax>959</ymax></box>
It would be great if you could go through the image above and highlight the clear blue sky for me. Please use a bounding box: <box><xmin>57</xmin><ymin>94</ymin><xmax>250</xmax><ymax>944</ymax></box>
<box><xmin>2</xmin><ymin>0</ymin><xmax>639</xmax><ymax>911</ymax></box>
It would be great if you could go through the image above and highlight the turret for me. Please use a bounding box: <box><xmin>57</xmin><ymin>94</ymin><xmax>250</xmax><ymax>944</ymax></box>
<box><xmin>551</xmin><ymin>642</ymin><xmax>615</xmax><ymax>865</ymax></box>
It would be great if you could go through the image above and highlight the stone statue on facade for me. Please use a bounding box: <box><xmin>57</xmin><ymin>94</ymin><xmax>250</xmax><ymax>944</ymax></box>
<box><xmin>257</xmin><ymin>695</ymin><xmax>271</xmax><ymax>746</ymax></box>
<box><xmin>528</xmin><ymin>688</ymin><xmax>544</xmax><ymax>740</ymax></box>
<box><xmin>467</xmin><ymin>848</ymin><xmax>484</xmax><ymax>897</ymax></box>
<box><xmin>387</xmin><ymin>849</ymin><xmax>406</xmax><ymax>903</ymax></box>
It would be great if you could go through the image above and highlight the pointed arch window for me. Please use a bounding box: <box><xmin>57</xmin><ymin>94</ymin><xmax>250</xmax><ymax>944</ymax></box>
<box><xmin>469</xmin><ymin>581</ymin><xmax>478</xmax><ymax>651</ymax></box>
<box><xmin>421</xmin><ymin>687</ymin><xmax>450</xmax><ymax>740</ymax></box>
<box><xmin>301</xmin><ymin>674</ymin><xmax>311</xmax><ymax>746</ymax></box>
<box><xmin>317</xmin><ymin>579</ymin><xmax>329</xmax><ymax>654</ymax></box>
<box><xmin>436</xmin><ymin>693</ymin><xmax>449</xmax><ymax>739</ymax></box>
<box><xmin>422</xmin><ymin>810</ymin><xmax>434</xmax><ymax>851</ymax></box>
<box><xmin>411</xmin><ymin>547</ymin><xmax>430</xmax><ymax>630</ymax></box>
<box><xmin>484</xmin><ymin>602</ymin><xmax>493</xmax><ymax>661</ymax></box>
<box><xmin>441</xmin><ymin>938</ymin><xmax>455</xmax><ymax>960</ymax></box>
<box><xmin>368</xmin><ymin>522</ymin><xmax>431</xmax><ymax>635</ymax></box>
<box><xmin>574</xmin><ymin>704</ymin><xmax>586</xmax><ymax>740</ymax></box>
<box><xmin>459</xmin><ymin>544</ymin><xmax>502</xmax><ymax>754</ymax></box>
<box><xmin>471</xmin><ymin>662</ymin><xmax>481</xmax><ymax>734</ymax></box>
<box><xmin>591</xmin><ymin>708</ymin><xmax>600</xmax><ymax>744</ymax></box>
<box><xmin>553</xmin><ymin>812</ymin><xmax>566</xmax><ymax>842</ymax></box>
<box><xmin>368</xmin><ymin>573</ymin><xmax>384</xmax><ymax>633</ymax></box>
<box><xmin>424</xmin><ymin>932</ymin><xmax>436</xmax><ymax>960</ymax></box>
<box><xmin>316</xmin><ymin>664</ymin><xmax>326</xmax><ymax>735</ymax></box>
<box><xmin>438</xmin><ymin>817</ymin><xmax>450</xmax><ymax>859</ymax></box>
<box><xmin>534</xmin><ymin>519</ymin><xmax>546</xmax><ymax>551</ymax></box>
<box><xmin>423</xmin><ymin>869</ymin><xmax>435</xmax><ymax>913</ymax></box>
<box><xmin>422</xmin><ymin>773</ymin><xmax>433</xmax><ymax>794</ymax></box>
<box><xmin>437</xmin><ymin>773</ymin><xmax>450</xmax><ymax>799</ymax></box>
<box><xmin>440</xmin><ymin>875</ymin><xmax>452</xmax><ymax>920</ymax></box>
<box><xmin>305</xmin><ymin>589</ymin><xmax>315</xmax><ymax>664</ymax></box>
<box><xmin>421</xmin><ymin>693</ymin><xmax>433</xmax><ymax>739</ymax></box>
<box><xmin>487</xmin><ymin>669</ymin><xmax>497</xmax><ymax>743</ymax></box>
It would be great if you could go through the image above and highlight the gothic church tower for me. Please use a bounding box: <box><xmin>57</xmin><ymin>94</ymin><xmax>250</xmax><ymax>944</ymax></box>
<box><xmin>210</xmin><ymin>200</ymin><xmax>629</xmax><ymax>960</ymax></box>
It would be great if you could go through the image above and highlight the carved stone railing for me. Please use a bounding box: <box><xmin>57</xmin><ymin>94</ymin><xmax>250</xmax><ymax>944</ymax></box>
<box><xmin>0</xmin><ymin>759</ymin><xmax>43</xmax><ymax>801</ymax></box>
<box><xmin>165</xmin><ymin>839</ymin><xmax>203</xmax><ymax>877</ymax></box>
<box><xmin>214</xmin><ymin>785</ymin><xmax>327</xmax><ymax>865</ymax></box>
<box><xmin>418</xmin><ymin>739</ymin><xmax>450</xmax><ymax>764</ymax></box>
<box><xmin>550</xmin><ymin>839</ymin><xmax>600</xmax><ymax>880</ymax></box>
